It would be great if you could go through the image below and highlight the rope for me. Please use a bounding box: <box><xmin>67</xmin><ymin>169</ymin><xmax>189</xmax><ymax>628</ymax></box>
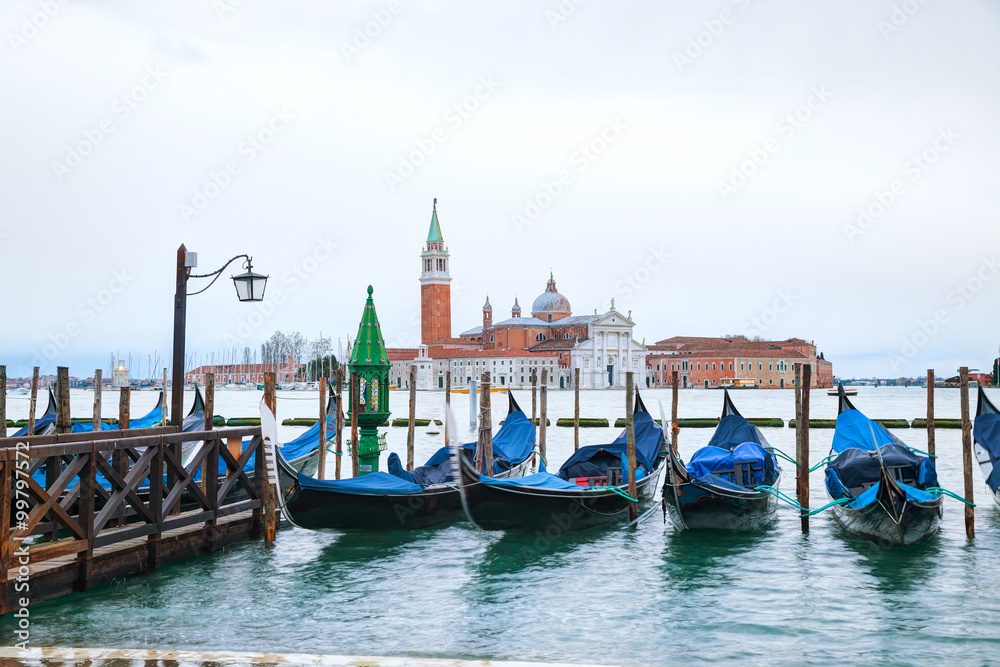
<box><xmin>906</xmin><ymin>446</ymin><xmax>938</xmax><ymax>460</ymax></box>
<box><xmin>809</xmin><ymin>454</ymin><xmax>837</xmax><ymax>472</ymax></box>
<box><xmin>605</xmin><ymin>486</ymin><xmax>639</xmax><ymax>503</ymax></box>
<box><xmin>925</xmin><ymin>487</ymin><xmax>976</xmax><ymax>507</ymax></box>
<box><xmin>626</xmin><ymin>502</ymin><xmax>660</xmax><ymax>528</ymax></box>
<box><xmin>767</xmin><ymin>447</ymin><xmax>799</xmax><ymax>466</ymax></box>
<box><xmin>753</xmin><ymin>485</ymin><xmax>852</xmax><ymax>516</ymax></box>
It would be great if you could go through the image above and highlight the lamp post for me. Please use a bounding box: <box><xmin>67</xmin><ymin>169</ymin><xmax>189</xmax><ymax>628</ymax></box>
<box><xmin>171</xmin><ymin>243</ymin><xmax>268</xmax><ymax>427</ymax></box>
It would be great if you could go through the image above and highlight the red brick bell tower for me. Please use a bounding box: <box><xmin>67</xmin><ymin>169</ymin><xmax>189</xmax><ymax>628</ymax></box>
<box><xmin>420</xmin><ymin>198</ymin><xmax>452</xmax><ymax>344</ymax></box>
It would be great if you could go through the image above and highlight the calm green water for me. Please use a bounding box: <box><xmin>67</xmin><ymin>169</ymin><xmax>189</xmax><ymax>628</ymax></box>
<box><xmin>4</xmin><ymin>387</ymin><xmax>1000</xmax><ymax>665</ymax></box>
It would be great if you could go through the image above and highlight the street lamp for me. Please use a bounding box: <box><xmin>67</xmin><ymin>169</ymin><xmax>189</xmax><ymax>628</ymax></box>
<box><xmin>171</xmin><ymin>244</ymin><xmax>268</xmax><ymax>427</ymax></box>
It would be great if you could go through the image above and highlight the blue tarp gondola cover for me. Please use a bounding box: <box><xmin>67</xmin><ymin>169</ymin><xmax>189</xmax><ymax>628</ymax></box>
<box><xmin>298</xmin><ymin>471</ymin><xmax>423</xmax><ymax>495</ymax></box>
<box><xmin>974</xmin><ymin>412</ymin><xmax>1000</xmax><ymax>492</ymax></box>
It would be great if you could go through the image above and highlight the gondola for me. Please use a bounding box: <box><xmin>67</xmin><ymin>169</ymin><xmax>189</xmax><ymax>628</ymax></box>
<box><xmin>70</xmin><ymin>390</ymin><xmax>168</xmax><ymax>432</ymax></box>
<box><xmin>276</xmin><ymin>391</ymin><xmax>536</xmax><ymax>530</ymax></box>
<box><xmin>824</xmin><ymin>384</ymin><xmax>942</xmax><ymax>546</ymax></box>
<box><xmin>10</xmin><ymin>388</ymin><xmax>58</xmax><ymax>437</ymax></box>
<box><xmin>453</xmin><ymin>390</ymin><xmax>666</xmax><ymax>532</ymax></box>
<box><xmin>973</xmin><ymin>386</ymin><xmax>1000</xmax><ymax>508</ymax></box>
<box><xmin>662</xmin><ymin>389</ymin><xmax>780</xmax><ymax>531</ymax></box>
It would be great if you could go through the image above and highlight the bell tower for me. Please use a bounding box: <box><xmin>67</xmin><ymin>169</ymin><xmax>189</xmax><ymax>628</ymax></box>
<box><xmin>420</xmin><ymin>198</ymin><xmax>452</xmax><ymax>344</ymax></box>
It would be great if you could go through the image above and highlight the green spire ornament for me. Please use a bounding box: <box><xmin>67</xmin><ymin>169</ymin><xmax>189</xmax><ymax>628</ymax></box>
<box><xmin>349</xmin><ymin>285</ymin><xmax>391</xmax><ymax>475</ymax></box>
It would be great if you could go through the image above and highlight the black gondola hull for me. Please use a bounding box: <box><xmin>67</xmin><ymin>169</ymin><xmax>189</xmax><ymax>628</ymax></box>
<box><xmin>829</xmin><ymin>471</ymin><xmax>943</xmax><ymax>547</ymax></box>
<box><xmin>661</xmin><ymin>451</ymin><xmax>778</xmax><ymax>531</ymax></box>
<box><xmin>282</xmin><ymin>484</ymin><xmax>464</xmax><ymax>531</ymax></box>
<box><xmin>456</xmin><ymin>453</ymin><xmax>662</xmax><ymax>532</ymax></box>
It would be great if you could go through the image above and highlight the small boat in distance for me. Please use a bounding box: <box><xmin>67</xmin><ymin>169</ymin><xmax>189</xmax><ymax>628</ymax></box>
<box><xmin>823</xmin><ymin>384</ymin><xmax>942</xmax><ymax>546</ymax></box>
<box><xmin>662</xmin><ymin>389</ymin><xmax>781</xmax><ymax>531</ymax></box>
<box><xmin>829</xmin><ymin>387</ymin><xmax>858</xmax><ymax>396</ymax></box>
<box><xmin>973</xmin><ymin>386</ymin><xmax>1000</xmax><ymax>508</ymax></box>
<box><xmin>451</xmin><ymin>387</ymin><xmax>507</xmax><ymax>394</ymax></box>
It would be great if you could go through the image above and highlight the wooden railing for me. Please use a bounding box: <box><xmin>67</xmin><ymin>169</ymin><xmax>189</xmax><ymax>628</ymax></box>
<box><xmin>0</xmin><ymin>425</ymin><xmax>266</xmax><ymax>612</ymax></box>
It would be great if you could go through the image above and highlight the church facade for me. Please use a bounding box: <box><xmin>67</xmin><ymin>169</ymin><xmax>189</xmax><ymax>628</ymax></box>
<box><xmin>387</xmin><ymin>200</ymin><xmax>647</xmax><ymax>389</ymax></box>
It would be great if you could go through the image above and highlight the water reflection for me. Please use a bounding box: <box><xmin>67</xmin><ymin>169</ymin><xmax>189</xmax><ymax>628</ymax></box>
<box><xmin>662</xmin><ymin>527</ymin><xmax>774</xmax><ymax>592</ymax></box>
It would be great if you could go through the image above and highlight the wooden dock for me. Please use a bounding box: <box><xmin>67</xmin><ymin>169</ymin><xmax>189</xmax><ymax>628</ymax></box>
<box><xmin>0</xmin><ymin>423</ymin><xmax>270</xmax><ymax>614</ymax></box>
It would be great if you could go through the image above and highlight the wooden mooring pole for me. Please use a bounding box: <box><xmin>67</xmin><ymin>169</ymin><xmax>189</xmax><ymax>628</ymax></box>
<box><xmin>794</xmin><ymin>364</ymin><xmax>803</xmax><ymax>531</ymax></box>
<box><xmin>263</xmin><ymin>372</ymin><xmax>278</xmax><ymax>542</ymax></box>
<box><xmin>574</xmin><ymin>367</ymin><xmax>580</xmax><ymax>451</ymax></box>
<box><xmin>162</xmin><ymin>368</ymin><xmax>168</xmax><ymax>426</ymax></box>
<box><xmin>202</xmin><ymin>374</ymin><xmax>213</xmax><ymax>493</ymax></box>
<box><xmin>671</xmin><ymin>370</ymin><xmax>679</xmax><ymax>455</ymax></box>
<box><xmin>960</xmin><ymin>366</ymin><xmax>975</xmax><ymax>539</ymax></box>
<box><xmin>445</xmin><ymin>370</ymin><xmax>451</xmax><ymax>445</ymax></box>
<box><xmin>926</xmin><ymin>369</ymin><xmax>936</xmax><ymax>459</ymax></box>
<box><xmin>28</xmin><ymin>367</ymin><xmax>39</xmax><ymax>436</ymax></box>
<box><xmin>335</xmin><ymin>367</ymin><xmax>343</xmax><ymax>480</ymax></box>
<box><xmin>477</xmin><ymin>373</ymin><xmax>493</xmax><ymax>474</ymax></box>
<box><xmin>116</xmin><ymin>383</ymin><xmax>129</xmax><ymax>527</ymax></box>
<box><xmin>406</xmin><ymin>365</ymin><xmax>417</xmax><ymax>471</ymax></box>
<box><xmin>625</xmin><ymin>372</ymin><xmax>638</xmax><ymax>524</ymax></box>
<box><xmin>55</xmin><ymin>366</ymin><xmax>71</xmax><ymax>434</ymax></box>
<box><xmin>531</xmin><ymin>369</ymin><xmax>537</xmax><ymax>424</ymax></box>
<box><xmin>93</xmin><ymin>369</ymin><xmax>103</xmax><ymax>432</ymax></box>
<box><xmin>539</xmin><ymin>369</ymin><xmax>548</xmax><ymax>464</ymax></box>
<box><xmin>318</xmin><ymin>378</ymin><xmax>328</xmax><ymax>479</ymax></box>
<box><xmin>350</xmin><ymin>371</ymin><xmax>359</xmax><ymax>478</ymax></box>
<box><xmin>799</xmin><ymin>364</ymin><xmax>811</xmax><ymax>533</ymax></box>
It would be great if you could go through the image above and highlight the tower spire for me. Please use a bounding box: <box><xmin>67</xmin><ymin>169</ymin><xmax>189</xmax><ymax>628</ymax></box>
<box><xmin>427</xmin><ymin>197</ymin><xmax>443</xmax><ymax>243</ymax></box>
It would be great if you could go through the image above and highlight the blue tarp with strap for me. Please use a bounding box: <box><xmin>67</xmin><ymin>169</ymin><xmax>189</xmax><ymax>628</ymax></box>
<box><xmin>491</xmin><ymin>409</ymin><xmax>535</xmax><ymax>465</ymax></box>
<box><xmin>973</xmin><ymin>413</ymin><xmax>1000</xmax><ymax>492</ymax></box>
<box><xmin>686</xmin><ymin>442</ymin><xmax>772</xmax><ymax>487</ymax></box>
<box><xmin>298</xmin><ymin>471</ymin><xmax>423</xmax><ymax>495</ymax></box>
<box><xmin>847</xmin><ymin>479</ymin><xmax>939</xmax><ymax>509</ymax></box>
<box><xmin>832</xmin><ymin>409</ymin><xmax>900</xmax><ymax>453</ymax></box>
<box><xmin>707</xmin><ymin>414</ymin><xmax>765</xmax><ymax>450</ymax></box>
<box><xmin>479</xmin><ymin>471</ymin><xmax>581</xmax><ymax>491</ymax></box>
<box><xmin>281</xmin><ymin>412</ymin><xmax>341</xmax><ymax>461</ymax></box>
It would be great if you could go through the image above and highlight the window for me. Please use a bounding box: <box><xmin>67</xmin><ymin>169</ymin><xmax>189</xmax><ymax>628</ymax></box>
<box><xmin>564</xmin><ymin>333</ymin><xmax>571</xmax><ymax>339</ymax></box>
<box><xmin>769</xmin><ymin>363</ymin><xmax>773</xmax><ymax>371</ymax></box>
<box><xmin>490</xmin><ymin>334</ymin><xmax>495</xmax><ymax>342</ymax></box>
<box><xmin>535</xmin><ymin>333</ymin><xmax>545</xmax><ymax>341</ymax></box>
<box><xmin>697</xmin><ymin>363</ymin><xmax>701</xmax><ymax>370</ymax></box>
<box><xmin>713</xmin><ymin>363</ymin><xmax>716</xmax><ymax>371</ymax></box>
<box><xmin>758</xmin><ymin>363</ymin><xmax>763</xmax><ymax>371</ymax></box>
<box><xmin>741</xmin><ymin>362</ymin><xmax>744</xmax><ymax>371</ymax></box>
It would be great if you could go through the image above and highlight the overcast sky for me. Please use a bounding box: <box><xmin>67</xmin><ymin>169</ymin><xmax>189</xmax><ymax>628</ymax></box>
<box><xmin>1</xmin><ymin>0</ymin><xmax>998</xmax><ymax>380</ymax></box>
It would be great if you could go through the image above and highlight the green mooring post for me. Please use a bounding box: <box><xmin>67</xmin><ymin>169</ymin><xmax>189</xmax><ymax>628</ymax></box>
<box><xmin>349</xmin><ymin>285</ymin><xmax>391</xmax><ymax>476</ymax></box>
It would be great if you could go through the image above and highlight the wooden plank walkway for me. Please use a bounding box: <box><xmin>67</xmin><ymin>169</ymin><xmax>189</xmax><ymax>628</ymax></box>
<box><xmin>0</xmin><ymin>647</ymin><xmax>619</xmax><ymax>666</ymax></box>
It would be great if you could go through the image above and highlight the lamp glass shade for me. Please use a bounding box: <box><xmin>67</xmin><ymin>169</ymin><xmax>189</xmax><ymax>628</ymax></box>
<box><xmin>232</xmin><ymin>270</ymin><xmax>268</xmax><ymax>302</ymax></box>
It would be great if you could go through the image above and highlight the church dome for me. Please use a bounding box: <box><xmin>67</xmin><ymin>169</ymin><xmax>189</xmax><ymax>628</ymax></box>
<box><xmin>531</xmin><ymin>273</ymin><xmax>571</xmax><ymax>319</ymax></box>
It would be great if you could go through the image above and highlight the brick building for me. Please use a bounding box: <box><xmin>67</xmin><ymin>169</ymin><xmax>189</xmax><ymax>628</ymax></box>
<box><xmin>647</xmin><ymin>336</ymin><xmax>833</xmax><ymax>389</ymax></box>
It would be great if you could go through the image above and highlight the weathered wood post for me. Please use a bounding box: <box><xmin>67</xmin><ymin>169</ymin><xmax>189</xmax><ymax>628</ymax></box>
<box><xmin>202</xmin><ymin>374</ymin><xmax>213</xmax><ymax>493</ymax></box>
<box><xmin>800</xmin><ymin>364</ymin><xmax>811</xmax><ymax>533</ymax></box>
<box><xmin>926</xmin><ymin>369</ymin><xmax>936</xmax><ymax>459</ymax></box>
<box><xmin>671</xmin><ymin>370</ymin><xmax>679</xmax><ymax>455</ymax></box>
<box><xmin>539</xmin><ymin>369</ymin><xmax>548</xmax><ymax>464</ymax></box>
<box><xmin>574</xmin><ymin>367</ymin><xmax>580</xmax><ymax>451</ymax></box>
<box><xmin>318</xmin><ymin>378</ymin><xmax>328</xmax><ymax>479</ymax></box>
<box><xmin>0</xmin><ymin>366</ymin><xmax>5</xmax><ymax>438</ymax></box>
<box><xmin>477</xmin><ymin>373</ymin><xmax>493</xmax><ymax>474</ymax></box>
<box><xmin>406</xmin><ymin>364</ymin><xmax>417</xmax><ymax>471</ymax></box>
<box><xmin>0</xmin><ymin>446</ymin><xmax>11</xmax><ymax>612</ymax></box>
<box><xmin>93</xmin><ymin>369</ymin><xmax>103</xmax><ymax>432</ymax></box>
<box><xmin>28</xmin><ymin>367</ymin><xmax>39</xmax><ymax>436</ymax></box>
<box><xmin>262</xmin><ymin>372</ymin><xmax>278</xmax><ymax>542</ymax></box>
<box><xmin>445</xmin><ymin>370</ymin><xmax>451</xmax><ymax>445</ymax></box>
<box><xmin>76</xmin><ymin>440</ymin><xmax>96</xmax><ymax>592</ymax></box>
<box><xmin>960</xmin><ymin>366</ymin><xmax>975</xmax><ymax>539</ymax></box>
<box><xmin>116</xmin><ymin>384</ymin><xmax>129</xmax><ymax>526</ymax></box>
<box><xmin>55</xmin><ymin>366</ymin><xmax>71</xmax><ymax>434</ymax></box>
<box><xmin>794</xmin><ymin>364</ymin><xmax>804</xmax><ymax>529</ymax></box>
<box><xmin>625</xmin><ymin>372</ymin><xmax>638</xmax><ymax>523</ymax></box>
<box><xmin>335</xmin><ymin>367</ymin><xmax>344</xmax><ymax>480</ymax></box>
<box><xmin>531</xmin><ymin>369</ymin><xmax>537</xmax><ymax>424</ymax></box>
<box><xmin>162</xmin><ymin>368</ymin><xmax>168</xmax><ymax>426</ymax></box>
<box><xmin>350</xmin><ymin>370</ymin><xmax>360</xmax><ymax>478</ymax></box>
